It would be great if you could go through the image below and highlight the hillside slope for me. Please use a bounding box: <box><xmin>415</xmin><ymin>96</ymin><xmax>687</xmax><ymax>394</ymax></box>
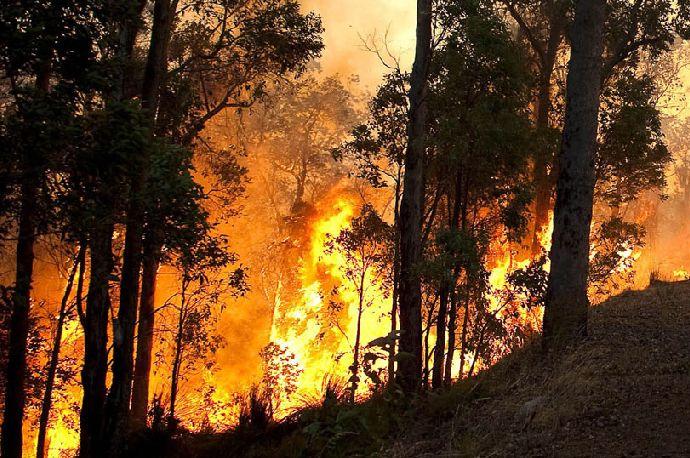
<box><xmin>390</xmin><ymin>279</ymin><xmax>690</xmax><ymax>457</ymax></box>
<box><xmin>173</xmin><ymin>280</ymin><xmax>690</xmax><ymax>457</ymax></box>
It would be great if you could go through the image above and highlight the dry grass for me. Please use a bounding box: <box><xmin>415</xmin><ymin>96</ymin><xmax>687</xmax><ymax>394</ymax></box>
<box><xmin>388</xmin><ymin>280</ymin><xmax>690</xmax><ymax>457</ymax></box>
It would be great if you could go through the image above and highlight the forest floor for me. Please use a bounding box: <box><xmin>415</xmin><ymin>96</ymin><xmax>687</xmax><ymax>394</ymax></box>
<box><xmin>173</xmin><ymin>279</ymin><xmax>690</xmax><ymax>457</ymax></box>
<box><xmin>387</xmin><ymin>278</ymin><xmax>690</xmax><ymax>457</ymax></box>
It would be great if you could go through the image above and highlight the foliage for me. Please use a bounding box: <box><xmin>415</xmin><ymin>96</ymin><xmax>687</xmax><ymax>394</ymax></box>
<box><xmin>238</xmin><ymin>386</ymin><xmax>273</xmax><ymax>434</ymax></box>
<box><xmin>259</xmin><ymin>342</ymin><xmax>302</xmax><ymax>412</ymax></box>
<box><xmin>598</xmin><ymin>73</ymin><xmax>671</xmax><ymax>206</ymax></box>
<box><xmin>333</xmin><ymin>72</ymin><xmax>408</xmax><ymax>189</ymax></box>
<box><xmin>242</xmin><ymin>74</ymin><xmax>361</xmax><ymax>211</ymax></box>
<box><xmin>325</xmin><ymin>204</ymin><xmax>393</xmax><ymax>397</ymax></box>
<box><xmin>507</xmin><ymin>256</ymin><xmax>549</xmax><ymax>310</ymax></box>
<box><xmin>589</xmin><ymin>218</ymin><xmax>646</xmax><ymax>296</ymax></box>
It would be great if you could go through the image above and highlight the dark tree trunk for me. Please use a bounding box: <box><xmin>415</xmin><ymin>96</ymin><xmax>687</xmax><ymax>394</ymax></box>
<box><xmin>169</xmin><ymin>318</ymin><xmax>184</xmax><ymax>424</ymax></box>
<box><xmin>457</xmin><ymin>292</ymin><xmax>471</xmax><ymax>380</ymax></box>
<box><xmin>80</xmin><ymin>222</ymin><xmax>114</xmax><ymax>458</ymax></box>
<box><xmin>530</xmin><ymin>61</ymin><xmax>558</xmax><ymax>256</ymax></box>
<box><xmin>36</xmin><ymin>245</ymin><xmax>84</xmax><ymax>458</ymax></box>
<box><xmin>435</xmin><ymin>171</ymin><xmax>464</xmax><ymax>387</ymax></box>
<box><xmin>168</xmin><ymin>275</ymin><xmax>189</xmax><ymax>424</ymax></box>
<box><xmin>542</xmin><ymin>0</ymin><xmax>605</xmax><ymax>349</ymax></box>
<box><xmin>106</xmin><ymin>0</ymin><xmax>175</xmax><ymax>446</ymax></box>
<box><xmin>350</xmin><ymin>273</ymin><xmax>366</xmax><ymax>403</ymax></box>
<box><xmin>519</xmin><ymin>3</ymin><xmax>567</xmax><ymax>256</ymax></box>
<box><xmin>422</xmin><ymin>306</ymin><xmax>433</xmax><ymax>388</ymax></box>
<box><xmin>531</xmin><ymin>95</ymin><xmax>552</xmax><ymax>256</ymax></box>
<box><xmin>131</xmin><ymin>229</ymin><xmax>162</xmax><ymax>428</ymax></box>
<box><xmin>0</xmin><ymin>59</ymin><xmax>52</xmax><ymax>458</ymax></box>
<box><xmin>141</xmin><ymin>0</ymin><xmax>175</xmax><ymax>120</ymax></box>
<box><xmin>431</xmin><ymin>284</ymin><xmax>449</xmax><ymax>389</ymax></box>
<box><xmin>80</xmin><ymin>3</ymin><xmax>147</xmax><ymax>455</ymax></box>
<box><xmin>1</xmin><ymin>173</ymin><xmax>38</xmax><ymax>458</ymax></box>
<box><xmin>387</xmin><ymin>178</ymin><xmax>401</xmax><ymax>386</ymax></box>
<box><xmin>443</xmin><ymin>286</ymin><xmax>457</xmax><ymax>386</ymax></box>
<box><xmin>397</xmin><ymin>0</ymin><xmax>432</xmax><ymax>393</ymax></box>
<box><xmin>131</xmin><ymin>0</ymin><xmax>175</xmax><ymax>430</ymax></box>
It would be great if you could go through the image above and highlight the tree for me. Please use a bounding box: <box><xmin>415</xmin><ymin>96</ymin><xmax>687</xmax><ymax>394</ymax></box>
<box><xmin>0</xmin><ymin>1</ymin><xmax>103</xmax><ymax>452</ymax></box>
<box><xmin>498</xmin><ymin>0</ymin><xmax>569</xmax><ymax>255</ymax></box>
<box><xmin>79</xmin><ymin>102</ymin><xmax>149</xmax><ymax>458</ymax></box>
<box><xmin>397</xmin><ymin>0</ymin><xmax>433</xmax><ymax>393</ymax></box>
<box><xmin>542</xmin><ymin>0</ymin><xmax>606</xmax><ymax>347</ymax></box>
<box><xmin>597</xmin><ymin>72</ymin><xmax>670</xmax><ymax>209</ymax></box>
<box><xmin>325</xmin><ymin>204</ymin><xmax>392</xmax><ymax>402</ymax></box>
<box><xmin>334</xmin><ymin>72</ymin><xmax>407</xmax><ymax>384</ymax></box>
<box><xmin>162</xmin><ymin>236</ymin><xmax>246</xmax><ymax>428</ymax></box>
<box><xmin>427</xmin><ymin>0</ymin><xmax>533</xmax><ymax>386</ymax></box>
<box><xmin>35</xmin><ymin>244</ymin><xmax>85</xmax><ymax>458</ymax></box>
<box><xmin>105</xmin><ymin>0</ymin><xmax>176</xmax><ymax>448</ymax></box>
<box><xmin>248</xmin><ymin>75</ymin><xmax>360</xmax><ymax>212</ymax></box>
<box><xmin>502</xmin><ymin>0</ymin><xmax>687</xmax><ymax>255</ymax></box>
<box><xmin>129</xmin><ymin>0</ymin><xmax>323</xmax><ymax>431</ymax></box>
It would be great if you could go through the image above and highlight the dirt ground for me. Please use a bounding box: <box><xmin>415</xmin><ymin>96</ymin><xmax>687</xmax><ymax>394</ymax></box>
<box><xmin>390</xmin><ymin>280</ymin><xmax>690</xmax><ymax>457</ymax></box>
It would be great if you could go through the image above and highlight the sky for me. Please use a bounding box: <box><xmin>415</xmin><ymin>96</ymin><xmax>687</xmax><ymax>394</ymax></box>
<box><xmin>301</xmin><ymin>0</ymin><xmax>417</xmax><ymax>89</ymax></box>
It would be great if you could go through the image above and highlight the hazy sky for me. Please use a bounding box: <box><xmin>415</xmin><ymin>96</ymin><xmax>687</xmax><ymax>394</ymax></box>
<box><xmin>301</xmin><ymin>0</ymin><xmax>417</xmax><ymax>88</ymax></box>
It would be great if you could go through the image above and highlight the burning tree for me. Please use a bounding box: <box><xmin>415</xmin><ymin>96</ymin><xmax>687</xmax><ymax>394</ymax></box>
<box><xmin>258</xmin><ymin>342</ymin><xmax>302</xmax><ymax>414</ymax></box>
<box><xmin>325</xmin><ymin>204</ymin><xmax>393</xmax><ymax>402</ymax></box>
<box><xmin>159</xmin><ymin>237</ymin><xmax>247</xmax><ymax>428</ymax></box>
<box><xmin>334</xmin><ymin>72</ymin><xmax>407</xmax><ymax>383</ymax></box>
<box><xmin>227</xmin><ymin>73</ymin><xmax>363</xmax><ymax>225</ymax></box>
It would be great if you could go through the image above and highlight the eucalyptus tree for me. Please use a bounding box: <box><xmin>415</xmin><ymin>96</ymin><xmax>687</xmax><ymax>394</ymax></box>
<box><xmin>325</xmin><ymin>204</ymin><xmax>393</xmax><ymax>402</ymax></box>
<box><xmin>397</xmin><ymin>0</ymin><xmax>433</xmax><ymax>393</ymax></box>
<box><xmin>334</xmin><ymin>71</ymin><xmax>407</xmax><ymax>383</ymax></box>
<box><xmin>126</xmin><ymin>0</ymin><xmax>324</xmax><ymax>434</ymax></box>
<box><xmin>428</xmin><ymin>0</ymin><xmax>534</xmax><ymax>387</ymax></box>
<box><xmin>0</xmin><ymin>1</ymin><xmax>104</xmax><ymax>455</ymax></box>
<box><xmin>542</xmin><ymin>0</ymin><xmax>606</xmax><ymax>346</ymax></box>
<box><xmin>543</xmin><ymin>0</ymin><xmax>690</xmax><ymax>346</ymax></box>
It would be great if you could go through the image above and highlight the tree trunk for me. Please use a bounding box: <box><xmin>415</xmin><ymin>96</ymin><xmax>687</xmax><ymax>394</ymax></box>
<box><xmin>457</xmin><ymin>292</ymin><xmax>471</xmax><ymax>380</ymax></box>
<box><xmin>387</xmin><ymin>179</ymin><xmax>401</xmax><ymax>386</ymax></box>
<box><xmin>422</xmin><ymin>308</ymin><xmax>433</xmax><ymax>388</ymax></box>
<box><xmin>131</xmin><ymin>230</ymin><xmax>162</xmax><ymax>428</ymax></box>
<box><xmin>350</xmin><ymin>273</ymin><xmax>366</xmax><ymax>403</ymax></box>
<box><xmin>397</xmin><ymin>0</ymin><xmax>432</xmax><ymax>393</ymax></box>
<box><xmin>431</xmin><ymin>284</ymin><xmax>449</xmax><ymax>389</ymax></box>
<box><xmin>80</xmin><ymin>222</ymin><xmax>114</xmax><ymax>458</ymax></box>
<box><xmin>106</xmin><ymin>0</ymin><xmax>175</xmax><ymax>447</ymax></box>
<box><xmin>169</xmin><ymin>320</ymin><xmax>183</xmax><ymax>425</ymax></box>
<box><xmin>0</xmin><ymin>57</ymin><xmax>52</xmax><ymax>458</ymax></box>
<box><xmin>443</xmin><ymin>286</ymin><xmax>457</xmax><ymax>386</ymax></box>
<box><xmin>169</xmin><ymin>274</ymin><xmax>190</xmax><ymax>426</ymax></box>
<box><xmin>530</xmin><ymin>66</ymin><xmax>556</xmax><ymax>255</ymax></box>
<box><xmin>528</xmin><ymin>7</ymin><xmax>566</xmax><ymax>255</ymax></box>
<box><xmin>80</xmin><ymin>3</ymin><xmax>147</xmax><ymax>455</ymax></box>
<box><xmin>438</xmin><ymin>170</ymin><xmax>464</xmax><ymax>387</ymax></box>
<box><xmin>1</xmin><ymin>172</ymin><xmax>39</xmax><ymax>458</ymax></box>
<box><xmin>36</xmin><ymin>245</ymin><xmax>84</xmax><ymax>458</ymax></box>
<box><xmin>542</xmin><ymin>0</ymin><xmax>605</xmax><ymax>349</ymax></box>
<box><xmin>141</xmin><ymin>0</ymin><xmax>175</xmax><ymax>121</ymax></box>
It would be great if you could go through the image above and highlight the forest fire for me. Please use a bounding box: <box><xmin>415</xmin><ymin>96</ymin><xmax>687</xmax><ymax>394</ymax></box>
<box><xmin>3</xmin><ymin>0</ymin><xmax>690</xmax><ymax>457</ymax></box>
<box><xmin>673</xmin><ymin>269</ymin><xmax>690</xmax><ymax>280</ymax></box>
<box><xmin>268</xmin><ymin>195</ymin><xmax>391</xmax><ymax>411</ymax></box>
<box><xmin>269</xmin><ymin>198</ymin><xmax>555</xmax><ymax>406</ymax></box>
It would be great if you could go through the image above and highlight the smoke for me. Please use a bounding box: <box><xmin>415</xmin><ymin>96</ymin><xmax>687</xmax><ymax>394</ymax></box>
<box><xmin>301</xmin><ymin>0</ymin><xmax>416</xmax><ymax>88</ymax></box>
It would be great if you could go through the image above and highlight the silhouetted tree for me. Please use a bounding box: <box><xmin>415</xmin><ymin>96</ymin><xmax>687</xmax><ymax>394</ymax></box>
<box><xmin>542</xmin><ymin>0</ymin><xmax>606</xmax><ymax>347</ymax></box>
